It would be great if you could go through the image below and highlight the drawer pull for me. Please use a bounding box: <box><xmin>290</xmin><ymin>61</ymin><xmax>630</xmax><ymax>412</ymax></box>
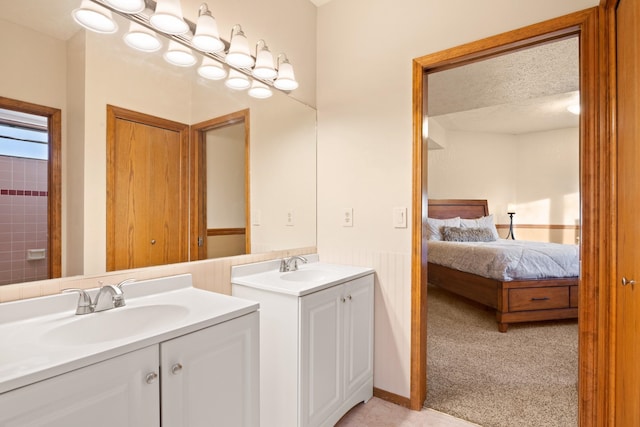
<box><xmin>531</xmin><ymin>297</ymin><xmax>550</xmax><ymax>301</ymax></box>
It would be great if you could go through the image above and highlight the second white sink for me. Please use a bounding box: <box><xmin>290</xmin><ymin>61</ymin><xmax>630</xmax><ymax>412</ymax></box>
<box><xmin>280</xmin><ymin>269</ymin><xmax>332</xmax><ymax>282</ymax></box>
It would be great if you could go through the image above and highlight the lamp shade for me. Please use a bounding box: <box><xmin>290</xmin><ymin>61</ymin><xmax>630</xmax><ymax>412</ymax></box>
<box><xmin>198</xmin><ymin>57</ymin><xmax>227</xmax><ymax>80</ymax></box>
<box><xmin>274</xmin><ymin>58</ymin><xmax>299</xmax><ymax>91</ymax></box>
<box><xmin>225</xmin><ymin>69</ymin><xmax>250</xmax><ymax>90</ymax></box>
<box><xmin>72</xmin><ymin>0</ymin><xmax>118</xmax><ymax>34</ymax></box>
<box><xmin>252</xmin><ymin>42</ymin><xmax>277</xmax><ymax>80</ymax></box>
<box><xmin>225</xmin><ymin>25</ymin><xmax>254</xmax><ymax>68</ymax></box>
<box><xmin>164</xmin><ymin>41</ymin><xmax>197</xmax><ymax>67</ymax></box>
<box><xmin>192</xmin><ymin>5</ymin><xmax>224</xmax><ymax>53</ymax></box>
<box><xmin>248</xmin><ymin>81</ymin><xmax>272</xmax><ymax>99</ymax></box>
<box><xmin>150</xmin><ymin>0</ymin><xmax>189</xmax><ymax>35</ymax></box>
<box><xmin>124</xmin><ymin>21</ymin><xmax>162</xmax><ymax>52</ymax></box>
<box><xmin>103</xmin><ymin>0</ymin><xmax>145</xmax><ymax>14</ymax></box>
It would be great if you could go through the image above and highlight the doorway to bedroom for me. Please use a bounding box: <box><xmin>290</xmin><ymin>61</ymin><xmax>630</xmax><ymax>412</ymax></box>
<box><xmin>419</xmin><ymin>30</ymin><xmax>581</xmax><ymax>427</ymax></box>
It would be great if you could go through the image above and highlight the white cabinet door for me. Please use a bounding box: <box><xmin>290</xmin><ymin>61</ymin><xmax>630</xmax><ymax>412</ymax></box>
<box><xmin>160</xmin><ymin>311</ymin><xmax>260</xmax><ymax>427</ymax></box>
<box><xmin>0</xmin><ymin>345</ymin><xmax>160</xmax><ymax>427</ymax></box>
<box><xmin>299</xmin><ymin>284</ymin><xmax>343</xmax><ymax>427</ymax></box>
<box><xmin>343</xmin><ymin>276</ymin><xmax>374</xmax><ymax>399</ymax></box>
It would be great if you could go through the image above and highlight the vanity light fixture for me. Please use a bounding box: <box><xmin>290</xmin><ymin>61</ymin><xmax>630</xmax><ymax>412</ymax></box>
<box><xmin>226</xmin><ymin>25</ymin><xmax>255</xmax><ymax>68</ymax></box>
<box><xmin>252</xmin><ymin>40</ymin><xmax>277</xmax><ymax>80</ymax></box>
<box><xmin>103</xmin><ymin>0</ymin><xmax>145</xmax><ymax>14</ymax></box>
<box><xmin>124</xmin><ymin>21</ymin><xmax>162</xmax><ymax>52</ymax></box>
<box><xmin>198</xmin><ymin>57</ymin><xmax>227</xmax><ymax>80</ymax></box>
<box><xmin>248</xmin><ymin>81</ymin><xmax>273</xmax><ymax>99</ymax></box>
<box><xmin>274</xmin><ymin>54</ymin><xmax>299</xmax><ymax>91</ymax></box>
<box><xmin>72</xmin><ymin>0</ymin><xmax>118</xmax><ymax>34</ymax></box>
<box><xmin>225</xmin><ymin>69</ymin><xmax>251</xmax><ymax>90</ymax></box>
<box><xmin>191</xmin><ymin>3</ymin><xmax>224</xmax><ymax>53</ymax></box>
<box><xmin>150</xmin><ymin>0</ymin><xmax>189</xmax><ymax>35</ymax></box>
<box><xmin>164</xmin><ymin>40</ymin><xmax>197</xmax><ymax>67</ymax></box>
<box><xmin>75</xmin><ymin>0</ymin><xmax>300</xmax><ymax>98</ymax></box>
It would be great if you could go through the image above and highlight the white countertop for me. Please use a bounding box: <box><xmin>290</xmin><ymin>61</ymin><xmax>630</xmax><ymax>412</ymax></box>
<box><xmin>0</xmin><ymin>274</ymin><xmax>258</xmax><ymax>394</ymax></box>
<box><xmin>231</xmin><ymin>256</ymin><xmax>375</xmax><ymax>296</ymax></box>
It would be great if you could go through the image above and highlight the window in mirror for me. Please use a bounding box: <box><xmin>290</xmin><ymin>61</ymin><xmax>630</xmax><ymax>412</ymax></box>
<box><xmin>0</xmin><ymin>99</ymin><xmax>61</xmax><ymax>285</ymax></box>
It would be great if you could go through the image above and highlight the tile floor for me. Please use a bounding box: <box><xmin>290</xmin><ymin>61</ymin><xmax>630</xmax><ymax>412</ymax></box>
<box><xmin>335</xmin><ymin>397</ymin><xmax>480</xmax><ymax>426</ymax></box>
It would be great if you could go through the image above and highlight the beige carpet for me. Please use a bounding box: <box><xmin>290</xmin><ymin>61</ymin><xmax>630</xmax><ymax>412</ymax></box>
<box><xmin>425</xmin><ymin>284</ymin><xmax>578</xmax><ymax>427</ymax></box>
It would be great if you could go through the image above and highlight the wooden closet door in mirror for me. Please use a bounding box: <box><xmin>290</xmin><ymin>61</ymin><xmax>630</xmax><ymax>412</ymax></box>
<box><xmin>107</xmin><ymin>106</ymin><xmax>189</xmax><ymax>271</ymax></box>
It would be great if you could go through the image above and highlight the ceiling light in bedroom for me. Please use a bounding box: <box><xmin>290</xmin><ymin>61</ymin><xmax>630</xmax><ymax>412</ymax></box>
<box><xmin>567</xmin><ymin>104</ymin><xmax>580</xmax><ymax>115</ymax></box>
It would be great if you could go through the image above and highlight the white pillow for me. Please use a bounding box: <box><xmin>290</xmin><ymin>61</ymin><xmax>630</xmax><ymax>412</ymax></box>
<box><xmin>460</xmin><ymin>214</ymin><xmax>500</xmax><ymax>240</ymax></box>
<box><xmin>426</xmin><ymin>217</ymin><xmax>461</xmax><ymax>241</ymax></box>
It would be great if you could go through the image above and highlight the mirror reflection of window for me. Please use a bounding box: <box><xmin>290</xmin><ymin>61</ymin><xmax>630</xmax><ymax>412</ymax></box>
<box><xmin>0</xmin><ymin>109</ymin><xmax>49</xmax><ymax>285</ymax></box>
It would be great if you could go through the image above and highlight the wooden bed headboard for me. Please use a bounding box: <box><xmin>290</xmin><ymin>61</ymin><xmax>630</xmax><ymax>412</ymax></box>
<box><xmin>428</xmin><ymin>199</ymin><xmax>489</xmax><ymax>219</ymax></box>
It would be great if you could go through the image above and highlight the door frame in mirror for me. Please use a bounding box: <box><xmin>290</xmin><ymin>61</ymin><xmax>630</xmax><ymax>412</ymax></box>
<box><xmin>190</xmin><ymin>109</ymin><xmax>251</xmax><ymax>261</ymax></box>
<box><xmin>0</xmin><ymin>96</ymin><xmax>61</xmax><ymax>280</ymax></box>
<box><xmin>411</xmin><ymin>7</ymin><xmax>607</xmax><ymax>425</ymax></box>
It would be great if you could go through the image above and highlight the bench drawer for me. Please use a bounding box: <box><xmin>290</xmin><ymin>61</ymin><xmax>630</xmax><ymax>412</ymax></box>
<box><xmin>509</xmin><ymin>287</ymin><xmax>570</xmax><ymax>312</ymax></box>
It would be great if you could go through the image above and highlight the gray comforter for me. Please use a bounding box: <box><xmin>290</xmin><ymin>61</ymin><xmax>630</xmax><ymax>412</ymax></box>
<box><xmin>428</xmin><ymin>239</ymin><xmax>579</xmax><ymax>281</ymax></box>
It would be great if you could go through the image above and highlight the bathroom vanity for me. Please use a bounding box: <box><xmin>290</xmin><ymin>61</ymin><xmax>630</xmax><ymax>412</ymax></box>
<box><xmin>232</xmin><ymin>256</ymin><xmax>374</xmax><ymax>427</ymax></box>
<box><xmin>0</xmin><ymin>274</ymin><xmax>259</xmax><ymax>427</ymax></box>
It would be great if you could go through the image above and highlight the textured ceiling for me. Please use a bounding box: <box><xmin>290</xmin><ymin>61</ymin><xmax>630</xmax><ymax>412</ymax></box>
<box><xmin>428</xmin><ymin>37</ymin><xmax>579</xmax><ymax>135</ymax></box>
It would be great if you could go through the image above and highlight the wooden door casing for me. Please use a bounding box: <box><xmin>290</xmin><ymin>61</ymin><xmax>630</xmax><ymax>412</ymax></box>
<box><xmin>614</xmin><ymin>0</ymin><xmax>640</xmax><ymax>424</ymax></box>
<box><xmin>107</xmin><ymin>106</ymin><xmax>189</xmax><ymax>271</ymax></box>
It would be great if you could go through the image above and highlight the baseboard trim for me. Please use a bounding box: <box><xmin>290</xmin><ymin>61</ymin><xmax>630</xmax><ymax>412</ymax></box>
<box><xmin>373</xmin><ymin>387</ymin><xmax>412</xmax><ymax>409</ymax></box>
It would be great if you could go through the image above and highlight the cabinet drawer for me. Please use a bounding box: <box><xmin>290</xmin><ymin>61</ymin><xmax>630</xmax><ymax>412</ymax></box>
<box><xmin>509</xmin><ymin>287</ymin><xmax>569</xmax><ymax>312</ymax></box>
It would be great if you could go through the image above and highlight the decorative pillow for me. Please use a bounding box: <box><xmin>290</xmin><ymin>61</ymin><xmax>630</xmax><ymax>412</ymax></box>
<box><xmin>460</xmin><ymin>214</ymin><xmax>500</xmax><ymax>240</ymax></box>
<box><xmin>426</xmin><ymin>217</ymin><xmax>460</xmax><ymax>241</ymax></box>
<box><xmin>442</xmin><ymin>226</ymin><xmax>496</xmax><ymax>242</ymax></box>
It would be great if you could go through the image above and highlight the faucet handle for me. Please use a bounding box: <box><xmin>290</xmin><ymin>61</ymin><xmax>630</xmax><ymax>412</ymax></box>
<box><xmin>115</xmin><ymin>278</ymin><xmax>135</xmax><ymax>290</ymax></box>
<box><xmin>62</xmin><ymin>288</ymin><xmax>93</xmax><ymax>315</ymax></box>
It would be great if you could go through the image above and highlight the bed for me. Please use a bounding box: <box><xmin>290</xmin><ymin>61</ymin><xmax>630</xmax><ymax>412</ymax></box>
<box><xmin>427</xmin><ymin>199</ymin><xmax>579</xmax><ymax>332</ymax></box>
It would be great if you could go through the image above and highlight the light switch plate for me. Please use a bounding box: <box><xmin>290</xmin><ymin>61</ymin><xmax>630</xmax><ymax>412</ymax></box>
<box><xmin>393</xmin><ymin>207</ymin><xmax>407</xmax><ymax>228</ymax></box>
<box><xmin>286</xmin><ymin>210</ymin><xmax>295</xmax><ymax>226</ymax></box>
<box><xmin>342</xmin><ymin>208</ymin><xmax>353</xmax><ymax>227</ymax></box>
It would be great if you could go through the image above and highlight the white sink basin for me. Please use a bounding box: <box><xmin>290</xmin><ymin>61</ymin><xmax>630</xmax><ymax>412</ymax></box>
<box><xmin>231</xmin><ymin>258</ymin><xmax>375</xmax><ymax>297</ymax></box>
<box><xmin>280</xmin><ymin>269</ymin><xmax>331</xmax><ymax>282</ymax></box>
<box><xmin>42</xmin><ymin>304</ymin><xmax>190</xmax><ymax>346</ymax></box>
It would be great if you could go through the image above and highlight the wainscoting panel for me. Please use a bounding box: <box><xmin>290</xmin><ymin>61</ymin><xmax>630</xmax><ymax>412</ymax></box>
<box><xmin>320</xmin><ymin>249</ymin><xmax>412</xmax><ymax>399</ymax></box>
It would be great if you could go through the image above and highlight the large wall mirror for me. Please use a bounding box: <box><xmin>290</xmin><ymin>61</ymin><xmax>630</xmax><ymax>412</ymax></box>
<box><xmin>0</xmin><ymin>0</ymin><xmax>317</xmax><ymax>283</ymax></box>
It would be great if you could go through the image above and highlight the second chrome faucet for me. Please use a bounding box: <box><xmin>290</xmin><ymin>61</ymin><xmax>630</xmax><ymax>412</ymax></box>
<box><xmin>279</xmin><ymin>255</ymin><xmax>308</xmax><ymax>272</ymax></box>
<box><xmin>64</xmin><ymin>278</ymin><xmax>135</xmax><ymax>315</ymax></box>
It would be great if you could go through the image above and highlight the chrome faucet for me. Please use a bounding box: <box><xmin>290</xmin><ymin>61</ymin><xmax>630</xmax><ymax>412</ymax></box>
<box><xmin>92</xmin><ymin>285</ymin><xmax>125</xmax><ymax>312</ymax></box>
<box><xmin>63</xmin><ymin>278</ymin><xmax>134</xmax><ymax>315</ymax></box>
<box><xmin>279</xmin><ymin>255</ymin><xmax>308</xmax><ymax>272</ymax></box>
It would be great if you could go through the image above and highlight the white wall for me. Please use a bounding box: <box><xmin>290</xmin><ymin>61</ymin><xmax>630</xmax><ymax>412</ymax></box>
<box><xmin>428</xmin><ymin>130</ymin><xmax>517</xmax><ymax>224</ymax></box>
<box><xmin>316</xmin><ymin>0</ymin><xmax>598</xmax><ymax>399</ymax></box>
<box><xmin>427</xmin><ymin>127</ymin><xmax>579</xmax><ymax>227</ymax></box>
<box><xmin>515</xmin><ymin>128</ymin><xmax>580</xmax><ymax>225</ymax></box>
<box><xmin>207</xmin><ymin>124</ymin><xmax>246</xmax><ymax>229</ymax></box>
